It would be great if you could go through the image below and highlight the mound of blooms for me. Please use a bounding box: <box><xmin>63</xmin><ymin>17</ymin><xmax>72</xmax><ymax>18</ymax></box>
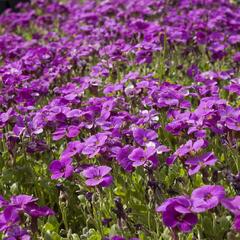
<box><xmin>1</xmin><ymin>0</ymin><xmax>240</xmax><ymax>239</ymax></box>
<box><xmin>0</xmin><ymin>195</ymin><xmax>54</xmax><ymax>239</ymax></box>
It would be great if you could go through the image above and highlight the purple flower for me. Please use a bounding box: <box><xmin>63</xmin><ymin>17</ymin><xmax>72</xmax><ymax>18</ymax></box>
<box><xmin>132</xmin><ymin>128</ymin><xmax>158</xmax><ymax>146</ymax></box>
<box><xmin>26</xmin><ymin>140</ymin><xmax>48</xmax><ymax>154</ymax></box>
<box><xmin>61</xmin><ymin>141</ymin><xmax>83</xmax><ymax>158</ymax></box>
<box><xmin>185</xmin><ymin>152</ymin><xmax>217</xmax><ymax>175</ymax></box>
<box><xmin>221</xmin><ymin>196</ymin><xmax>240</xmax><ymax>216</ymax></box>
<box><xmin>229</xmin><ymin>35</ymin><xmax>240</xmax><ymax>44</ymax></box>
<box><xmin>3</xmin><ymin>225</ymin><xmax>31</xmax><ymax>240</ymax></box>
<box><xmin>167</xmin><ymin>139</ymin><xmax>206</xmax><ymax>165</ymax></box>
<box><xmin>82</xmin><ymin>166</ymin><xmax>113</xmax><ymax>187</ymax></box>
<box><xmin>4</xmin><ymin>225</ymin><xmax>30</xmax><ymax>240</ymax></box>
<box><xmin>191</xmin><ymin>185</ymin><xmax>225</xmax><ymax>213</ymax></box>
<box><xmin>0</xmin><ymin>108</ymin><xmax>15</xmax><ymax>125</ymax></box>
<box><xmin>52</xmin><ymin>128</ymin><xmax>67</xmax><ymax>141</ymax></box>
<box><xmin>175</xmin><ymin>139</ymin><xmax>205</xmax><ymax>157</ymax></box>
<box><xmin>0</xmin><ymin>207</ymin><xmax>20</xmax><ymax>232</ymax></box>
<box><xmin>103</xmin><ymin>84</ymin><xmax>123</xmax><ymax>95</ymax></box>
<box><xmin>82</xmin><ymin>133</ymin><xmax>108</xmax><ymax>158</ymax></box>
<box><xmin>221</xmin><ymin>196</ymin><xmax>240</xmax><ymax>232</ymax></box>
<box><xmin>156</xmin><ymin>196</ymin><xmax>197</xmax><ymax>233</ymax></box>
<box><xmin>111</xmin><ymin>236</ymin><xmax>125</xmax><ymax>240</ymax></box>
<box><xmin>52</xmin><ymin>125</ymin><xmax>80</xmax><ymax>141</ymax></box>
<box><xmin>10</xmin><ymin>195</ymin><xmax>37</xmax><ymax>210</ymax></box>
<box><xmin>0</xmin><ymin>196</ymin><xmax>8</xmax><ymax>208</ymax></box>
<box><xmin>225</xmin><ymin>83</ymin><xmax>240</xmax><ymax>95</ymax></box>
<box><xmin>225</xmin><ymin>114</ymin><xmax>240</xmax><ymax>131</ymax></box>
<box><xmin>187</xmin><ymin>64</ymin><xmax>199</xmax><ymax>78</ymax></box>
<box><xmin>233</xmin><ymin>52</ymin><xmax>240</xmax><ymax>62</ymax></box>
<box><xmin>115</xmin><ymin>145</ymin><xmax>134</xmax><ymax>172</ymax></box>
<box><xmin>100</xmin><ymin>99</ymin><xmax>114</xmax><ymax>121</ymax></box>
<box><xmin>233</xmin><ymin>215</ymin><xmax>240</xmax><ymax>232</ymax></box>
<box><xmin>128</xmin><ymin>146</ymin><xmax>157</xmax><ymax>167</ymax></box>
<box><xmin>49</xmin><ymin>157</ymin><xmax>74</xmax><ymax>180</ymax></box>
<box><xmin>24</xmin><ymin>204</ymin><xmax>54</xmax><ymax>218</ymax></box>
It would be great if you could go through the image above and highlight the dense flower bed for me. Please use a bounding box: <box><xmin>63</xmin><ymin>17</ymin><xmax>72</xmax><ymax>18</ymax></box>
<box><xmin>1</xmin><ymin>0</ymin><xmax>240</xmax><ymax>239</ymax></box>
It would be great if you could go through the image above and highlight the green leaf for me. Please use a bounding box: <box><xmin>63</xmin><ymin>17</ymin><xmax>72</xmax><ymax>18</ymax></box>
<box><xmin>202</xmin><ymin>215</ymin><xmax>214</xmax><ymax>237</ymax></box>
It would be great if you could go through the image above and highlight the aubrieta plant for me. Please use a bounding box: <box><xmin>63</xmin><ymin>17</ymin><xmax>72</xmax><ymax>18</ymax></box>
<box><xmin>1</xmin><ymin>0</ymin><xmax>240</xmax><ymax>239</ymax></box>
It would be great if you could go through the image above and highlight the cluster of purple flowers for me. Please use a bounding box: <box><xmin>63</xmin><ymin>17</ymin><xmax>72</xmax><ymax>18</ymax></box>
<box><xmin>0</xmin><ymin>195</ymin><xmax>54</xmax><ymax>239</ymax></box>
<box><xmin>0</xmin><ymin>0</ymin><xmax>240</xmax><ymax>238</ymax></box>
<box><xmin>157</xmin><ymin>185</ymin><xmax>240</xmax><ymax>233</ymax></box>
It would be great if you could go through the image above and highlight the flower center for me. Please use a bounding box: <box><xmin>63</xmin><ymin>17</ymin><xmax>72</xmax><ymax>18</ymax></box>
<box><xmin>105</xmin><ymin>105</ymin><xmax>110</xmax><ymax>110</ymax></box>
<box><xmin>176</xmin><ymin>214</ymin><xmax>184</xmax><ymax>222</ymax></box>
<box><xmin>206</xmin><ymin>115</ymin><xmax>213</xmax><ymax>120</ymax></box>
<box><xmin>204</xmin><ymin>193</ymin><xmax>212</xmax><ymax>201</ymax></box>
<box><xmin>199</xmin><ymin>162</ymin><xmax>204</xmax><ymax>167</ymax></box>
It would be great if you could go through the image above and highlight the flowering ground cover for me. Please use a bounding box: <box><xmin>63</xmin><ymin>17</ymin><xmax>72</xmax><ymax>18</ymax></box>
<box><xmin>1</xmin><ymin>0</ymin><xmax>240</xmax><ymax>239</ymax></box>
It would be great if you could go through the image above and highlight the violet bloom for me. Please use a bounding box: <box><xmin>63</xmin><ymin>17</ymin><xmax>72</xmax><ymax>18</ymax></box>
<box><xmin>24</xmin><ymin>204</ymin><xmax>54</xmax><ymax>218</ymax></box>
<box><xmin>225</xmin><ymin>83</ymin><xmax>240</xmax><ymax>96</ymax></box>
<box><xmin>82</xmin><ymin>133</ymin><xmax>108</xmax><ymax>158</ymax></box>
<box><xmin>0</xmin><ymin>196</ymin><xmax>8</xmax><ymax>208</ymax></box>
<box><xmin>221</xmin><ymin>196</ymin><xmax>240</xmax><ymax>231</ymax></box>
<box><xmin>175</xmin><ymin>139</ymin><xmax>205</xmax><ymax>157</ymax></box>
<box><xmin>61</xmin><ymin>140</ymin><xmax>83</xmax><ymax>158</ymax></box>
<box><xmin>185</xmin><ymin>152</ymin><xmax>217</xmax><ymax>175</ymax></box>
<box><xmin>0</xmin><ymin>207</ymin><xmax>20</xmax><ymax>232</ymax></box>
<box><xmin>4</xmin><ymin>225</ymin><xmax>31</xmax><ymax>240</ymax></box>
<box><xmin>0</xmin><ymin>108</ymin><xmax>15</xmax><ymax>125</ymax></box>
<box><xmin>128</xmin><ymin>146</ymin><xmax>157</xmax><ymax>167</ymax></box>
<box><xmin>221</xmin><ymin>196</ymin><xmax>240</xmax><ymax>216</ymax></box>
<box><xmin>115</xmin><ymin>145</ymin><xmax>134</xmax><ymax>172</ymax></box>
<box><xmin>191</xmin><ymin>185</ymin><xmax>225</xmax><ymax>213</ymax></box>
<box><xmin>52</xmin><ymin>125</ymin><xmax>80</xmax><ymax>141</ymax></box>
<box><xmin>82</xmin><ymin>166</ymin><xmax>113</xmax><ymax>187</ymax></box>
<box><xmin>111</xmin><ymin>236</ymin><xmax>125</xmax><ymax>240</ymax></box>
<box><xmin>233</xmin><ymin>216</ymin><xmax>240</xmax><ymax>232</ymax></box>
<box><xmin>103</xmin><ymin>84</ymin><xmax>123</xmax><ymax>95</ymax></box>
<box><xmin>49</xmin><ymin>157</ymin><xmax>74</xmax><ymax>180</ymax></box>
<box><xmin>156</xmin><ymin>196</ymin><xmax>197</xmax><ymax>233</ymax></box>
<box><xmin>100</xmin><ymin>99</ymin><xmax>114</xmax><ymax>121</ymax></box>
<box><xmin>10</xmin><ymin>195</ymin><xmax>37</xmax><ymax>211</ymax></box>
<box><xmin>26</xmin><ymin>140</ymin><xmax>48</xmax><ymax>154</ymax></box>
<box><xmin>167</xmin><ymin>139</ymin><xmax>206</xmax><ymax>165</ymax></box>
<box><xmin>233</xmin><ymin>52</ymin><xmax>240</xmax><ymax>62</ymax></box>
<box><xmin>132</xmin><ymin>128</ymin><xmax>158</xmax><ymax>146</ymax></box>
<box><xmin>226</xmin><ymin>115</ymin><xmax>240</xmax><ymax>131</ymax></box>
